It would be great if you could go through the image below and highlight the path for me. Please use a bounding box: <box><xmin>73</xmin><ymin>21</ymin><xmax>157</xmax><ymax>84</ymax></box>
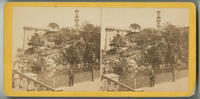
<box><xmin>136</xmin><ymin>77</ymin><xmax>188</xmax><ymax>92</ymax></box>
<box><xmin>55</xmin><ymin>78</ymin><xmax>100</xmax><ymax>91</ymax></box>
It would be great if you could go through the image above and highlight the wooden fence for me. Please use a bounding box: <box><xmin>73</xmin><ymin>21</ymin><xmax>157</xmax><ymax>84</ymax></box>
<box><xmin>120</xmin><ymin>69</ymin><xmax>188</xmax><ymax>89</ymax></box>
<box><xmin>38</xmin><ymin>70</ymin><xmax>100</xmax><ymax>88</ymax></box>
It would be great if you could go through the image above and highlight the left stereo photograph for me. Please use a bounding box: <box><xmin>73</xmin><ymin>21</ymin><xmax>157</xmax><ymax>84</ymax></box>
<box><xmin>7</xmin><ymin>6</ymin><xmax>101</xmax><ymax>92</ymax></box>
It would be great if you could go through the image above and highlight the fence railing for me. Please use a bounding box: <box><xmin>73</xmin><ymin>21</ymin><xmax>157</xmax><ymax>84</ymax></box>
<box><xmin>12</xmin><ymin>69</ymin><xmax>59</xmax><ymax>91</ymax></box>
<box><xmin>100</xmin><ymin>74</ymin><xmax>138</xmax><ymax>91</ymax></box>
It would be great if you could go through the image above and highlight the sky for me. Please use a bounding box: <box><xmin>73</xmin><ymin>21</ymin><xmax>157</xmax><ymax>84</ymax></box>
<box><xmin>13</xmin><ymin>7</ymin><xmax>189</xmax><ymax>57</ymax></box>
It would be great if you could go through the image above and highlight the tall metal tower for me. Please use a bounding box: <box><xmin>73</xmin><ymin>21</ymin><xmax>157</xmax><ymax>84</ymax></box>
<box><xmin>74</xmin><ymin>10</ymin><xmax>79</xmax><ymax>32</ymax></box>
<box><xmin>156</xmin><ymin>11</ymin><xmax>161</xmax><ymax>30</ymax></box>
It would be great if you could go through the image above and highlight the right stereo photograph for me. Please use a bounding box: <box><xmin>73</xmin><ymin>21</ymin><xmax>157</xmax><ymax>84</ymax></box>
<box><xmin>100</xmin><ymin>8</ymin><xmax>190</xmax><ymax>92</ymax></box>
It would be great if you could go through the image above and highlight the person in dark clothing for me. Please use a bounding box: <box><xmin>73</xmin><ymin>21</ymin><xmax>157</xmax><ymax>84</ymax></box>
<box><xmin>102</xmin><ymin>67</ymin><xmax>106</xmax><ymax>74</ymax></box>
<box><xmin>150</xmin><ymin>69</ymin><xmax>155</xmax><ymax>87</ymax></box>
<box><xmin>69</xmin><ymin>68</ymin><xmax>74</xmax><ymax>87</ymax></box>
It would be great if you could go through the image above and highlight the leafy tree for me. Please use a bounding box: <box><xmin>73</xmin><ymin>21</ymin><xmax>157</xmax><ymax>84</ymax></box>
<box><xmin>59</xmin><ymin>27</ymin><xmax>71</xmax><ymax>33</ymax></box>
<box><xmin>48</xmin><ymin>22</ymin><xmax>59</xmax><ymax>31</ymax></box>
<box><xmin>129</xmin><ymin>23</ymin><xmax>141</xmax><ymax>32</ymax></box>
<box><xmin>133</xmin><ymin>30</ymin><xmax>165</xmax><ymax>70</ymax></box>
<box><xmin>106</xmin><ymin>34</ymin><xmax>129</xmax><ymax>75</ymax></box>
<box><xmin>132</xmin><ymin>24</ymin><xmax>188</xmax><ymax>82</ymax></box>
<box><xmin>80</xmin><ymin>22</ymin><xmax>101</xmax><ymax>81</ymax></box>
<box><xmin>27</xmin><ymin>33</ymin><xmax>45</xmax><ymax>50</ymax></box>
<box><xmin>179</xmin><ymin>27</ymin><xmax>189</xmax><ymax>63</ymax></box>
<box><xmin>108</xmin><ymin>34</ymin><xmax>126</xmax><ymax>59</ymax></box>
<box><xmin>31</xmin><ymin>53</ymin><xmax>46</xmax><ymax>72</ymax></box>
<box><xmin>61</xmin><ymin>41</ymin><xmax>86</xmax><ymax>68</ymax></box>
<box><xmin>24</xmin><ymin>33</ymin><xmax>45</xmax><ymax>71</ymax></box>
<box><xmin>161</xmin><ymin>24</ymin><xmax>189</xmax><ymax>81</ymax></box>
<box><xmin>114</xmin><ymin>56</ymin><xmax>129</xmax><ymax>75</ymax></box>
<box><xmin>60</xmin><ymin>27</ymin><xmax>81</xmax><ymax>41</ymax></box>
<box><xmin>44</xmin><ymin>27</ymin><xmax>78</xmax><ymax>49</ymax></box>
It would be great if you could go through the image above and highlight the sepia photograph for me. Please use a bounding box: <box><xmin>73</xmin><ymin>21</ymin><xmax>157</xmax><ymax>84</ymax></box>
<box><xmin>11</xmin><ymin>6</ymin><xmax>190</xmax><ymax>92</ymax></box>
<box><xmin>100</xmin><ymin>8</ymin><xmax>189</xmax><ymax>92</ymax></box>
<box><xmin>12</xmin><ymin>7</ymin><xmax>101</xmax><ymax>91</ymax></box>
<box><xmin>3</xmin><ymin>2</ymin><xmax>196</xmax><ymax>97</ymax></box>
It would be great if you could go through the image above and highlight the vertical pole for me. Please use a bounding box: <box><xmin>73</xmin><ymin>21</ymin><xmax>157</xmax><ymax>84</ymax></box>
<box><xmin>105</xmin><ymin>30</ymin><xmax>108</xmax><ymax>51</ymax></box>
<box><xmin>53</xmin><ymin>68</ymin><xmax>56</xmax><ymax>88</ymax></box>
<box><xmin>22</xmin><ymin>27</ymin><xmax>26</xmax><ymax>73</ymax></box>
<box><xmin>23</xmin><ymin>27</ymin><xmax>26</xmax><ymax>50</ymax></box>
<box><xmin>134</xmin><ymin>78</ymin><xmax>137</xmax><ymax>89</ymax></box>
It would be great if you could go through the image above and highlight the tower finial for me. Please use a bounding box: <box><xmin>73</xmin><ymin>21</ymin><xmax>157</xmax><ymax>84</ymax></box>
<box><xmin>156</xmin><ymin>11</ymin><xmax>161</xmax><ymax>30</ymax></box>
<box><xmin>74</xmin><ymin>10</ymin><xmax>79</xmax><ymax>30</ymax></box>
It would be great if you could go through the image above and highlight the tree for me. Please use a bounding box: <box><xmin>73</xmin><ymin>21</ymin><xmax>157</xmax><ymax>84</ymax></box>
<box><xmin>132</xmin><ymin>23</ymin><xmax>189</xmax><ymax>82</ymax></box>
<box><xmin>106</xmin><ymin>34</ymin><xmax>129</xmax><ymax>75</ymax></box>
<box><xmin>27</xmin><ymin>33</ymin><xmax>45</xmax><ymax>50</ymax></box>
<box><xmin>26</xmin><ymin>32</ymin><xmax>46</xmax><ymax>72</ymax></box>
<box><xmin>161</xmin><ymin>24</ymin><xmax>189</xmax><ymax>81</ymax></box>
<box><xmin>130</xmin><ymin>27</ymin><xmax>168</xmax><ymax>77</ymax></box>
<box><xmin>80</xmin><ymin>22</ymin><xmax>101</xmax><ymax>81</ymax></box>
<box><xmin>59</xmin><ymin>27</ymin><xmax>71</xmax><ymax>33</ymax></box>
<box><xmin>134</xmin><ymin>33</ymin><xmax>165</xmax><ymax>69</ymax></box>
<box><xmin>58</xmin><ymin>27</ymin><xmax>80</xmax><ymax>41</ymax></box>
<box><xmin>83</xmin><ymin>42</ymin><xmax>99</xmax><ymax>81</ymax></box>
<box><xmin>62</xmin><ymin>41</ymin><xmax>86</xmax><ymax>66</ymax></box>
<box><xmin>115</xmin><ymin>56</ymin><xmax>129</xmax><ymax>75</ymax></box>
<box><xmin>48</xmin><ymin>22</ymin><xmax>59</xmax><ymax>31</ymax></box>
<box><xmin>108</xmin><ymin>34</ymin><xmax>126</xmax><ymax>59</ymax></box>
<box><xmin>179</xmin><ymin>27</ymin><xmax>189</xmax><ymax>63</ymax></box>
<box><xmin>129</xmin><ymin>23</ymin><xmax>141</xmax><ymax>32</ymax></box>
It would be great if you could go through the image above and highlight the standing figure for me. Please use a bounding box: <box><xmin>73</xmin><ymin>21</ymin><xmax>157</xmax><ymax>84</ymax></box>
<box><xmin>102</xmin><ymin>67</ymin><xmax>106</xmax><ymax>74</ymax></box>
<box><xmin>69</xmin><ymin>68</ymin><xmax>74</xmax><ymax>87</ymax></box>
<box><xmin>150</xmin><ymin>69</ymin><xmax>155</xmax><ymax>87</ymax></box>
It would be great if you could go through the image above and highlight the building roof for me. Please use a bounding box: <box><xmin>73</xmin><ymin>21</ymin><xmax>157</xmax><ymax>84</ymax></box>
<box><xmin>105</xmin><ymin>26</ymin><xmax>130</xmax><ymax>32</ymax></box>
<box><xmin>23</xmin><ymin>26</ymin><xmax>49</xmax><ymax>31</ymax></box>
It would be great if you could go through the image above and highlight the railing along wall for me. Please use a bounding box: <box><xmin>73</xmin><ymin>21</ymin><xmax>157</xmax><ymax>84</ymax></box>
<box><xmin>12</xmin><ymin>69</ymin><xmax>59</xmax><ymax>91</ymax></box>
<box><xmin>100</xmin><ymin>74</ymin><xmax>136</xmax><ymax>91</ymax></box>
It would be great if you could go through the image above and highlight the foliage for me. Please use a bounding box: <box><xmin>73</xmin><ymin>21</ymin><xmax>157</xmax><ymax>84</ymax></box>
<box><xmin>59</xmin><ymin>22</ymin><xmax>100</xmax><ymax>68</ymax></box>
<box><xmin>16</xmin><ymin>20</ymin><xmax>101</xmax><ymax>77</ymax></box>
<box><xmin>132</xmin><ymin>24</ymin><xmax>189</xmax><ymax>72</ymax></box>
<box><xmin>15</xmin><ymin>48</ymin><xmax>24</xmax><ymax>61</ymax></box>
<box><xmin>106</xmin><ymin>33</ymin><xmax>129</xmax><ymax>74</ymax></box>
<box><xmin>161</xmin><ymin>24</ymin><xmax>189</xmax><ymax>65</ymax></box>
<box><xmin>14</xmin><ymin>48</ymin><xmax>24</xmax><ymax>67</ymax></box>
<box><xmin>61</xmin><ymin>41</ymin><xmax>86</xmax><ymax>66</ymax></box>
<box><xmin>108</xmin><ymin>34</ymin><xmax>126</xmax><ymax>57</ymax></box>
<box><xmin>133</xmin><ymin>30</ymin><xmax>163</xmax><ymax>68</ymax></box>
<box><xmin>106</xmin><ymin>48</ymin><xmax>117</xmax><ymax>55</ymax></box>
<box><xmin>129</xmin><ymin>23</ymin><xmax>141</xmax><ymax>32</ymax></box>
<box><xmin>27</xmin><ymin>33</ymin><xmax>45</xmax><ymax>49</ymax></box>
<box><xmin>48</xmin><ymin>22</ymin><xmax>59</xmax><ymax>31</ymax></box>
<box><xmin>80</xmin><ymin>22</ymin><xmax>101</xmax><ymax>63</ymax></box>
